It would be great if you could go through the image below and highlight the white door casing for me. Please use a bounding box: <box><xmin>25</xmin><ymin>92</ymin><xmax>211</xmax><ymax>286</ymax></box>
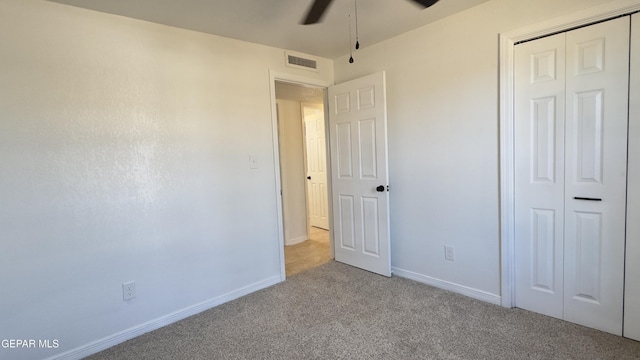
<box><xmin>269</xmin><ymin>71</ymin><xmax>332</xmax><ymax>281</ymax></box>
<box><xmin>328</xmin><ymin>71</ymin><xmax>391</xmax><ymax>277</ymax></box>
<box><xmin>304</xmin><ymin>104</ymin><xmax>329</xmax><ymax>230</ymax></box>
<box><xmin>514</xmin><ymin>17</ymin><xmax>629</xmax><ymax>335</ymax></box>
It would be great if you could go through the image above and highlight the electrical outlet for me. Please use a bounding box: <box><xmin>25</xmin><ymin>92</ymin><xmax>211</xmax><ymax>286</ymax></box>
<box><xmin>444</xmin><ymin>245</ymin><xmax>455</xmax><ymax>261</ymax></box>
<box><xmin>122</xmin><ymin>281</ymin><xmax>136</xmax><ymax>301</ymax></box>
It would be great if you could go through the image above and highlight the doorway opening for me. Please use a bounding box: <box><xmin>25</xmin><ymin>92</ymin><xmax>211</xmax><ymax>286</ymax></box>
<box><xmin>274</xmin><ymin>80</ymin><xmax>331</xmax><ymax>277</ymax></box>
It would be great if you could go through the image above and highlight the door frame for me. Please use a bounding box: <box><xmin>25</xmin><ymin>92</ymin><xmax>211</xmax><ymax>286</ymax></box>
<box><xmin>499</xmin><ymin>0</ymin><xmax>640</xmax><ymax>308</ymax></box>
<box><xmin>269</xmin><ymin>70</ymin><xmax>333</xmax><ymax>281</ymax></box>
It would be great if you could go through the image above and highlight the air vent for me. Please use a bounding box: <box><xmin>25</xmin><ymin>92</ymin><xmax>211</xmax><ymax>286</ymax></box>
<box><xmin>288</xmin><ymin>55</ymin><xmax>316</xmax><ymax>69</ymax></box>
<box><xmin>285</xmin><ymin>51</ymin><xmax>319</xmax><ymax>71</ymax></box>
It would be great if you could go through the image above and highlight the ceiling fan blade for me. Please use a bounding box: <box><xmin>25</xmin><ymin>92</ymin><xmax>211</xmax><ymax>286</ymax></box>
<box><xmin>302</xmin><ymin>0</ymin><xmax>334</xmax><ymax>25</ymax></box>
<box><xmin>410</xmin><ymin>0</ymin><xmax>440</xmax><ymax>8</ymax></box>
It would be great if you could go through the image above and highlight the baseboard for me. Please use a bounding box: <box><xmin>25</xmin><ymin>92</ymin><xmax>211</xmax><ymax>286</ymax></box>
<box><xmin>285</xmin><ymin>235</ymin><xmax>308</xmax><ymax>246</ymax></box>
<box><xmin>47</xmin><ymin>275</ymin><xmax>282</xmax><ymax>360</ymax></box>
<box><xmin>391</xmin><ymin>267</ymin><xmax>502</xmax><ymax>306</ymax></box>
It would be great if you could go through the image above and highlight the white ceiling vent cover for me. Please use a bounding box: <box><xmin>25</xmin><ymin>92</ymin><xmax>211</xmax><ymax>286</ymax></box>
<box><xmin>285</xmin><ymin>51</ymin><xmax>319</xmax><ymax>72</ymax></box>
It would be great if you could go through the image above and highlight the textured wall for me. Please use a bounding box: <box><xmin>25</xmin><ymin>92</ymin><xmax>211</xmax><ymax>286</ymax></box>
<box><xmin>0</xmin><ymin>1</ymin><xmax>333</xmax><ymax>358</ymax></box>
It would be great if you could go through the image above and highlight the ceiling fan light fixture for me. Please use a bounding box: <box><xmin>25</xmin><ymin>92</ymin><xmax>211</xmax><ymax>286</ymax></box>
<box><xmin>301</xmin><ymin>0</ymin><xmax>441</xmax><ymax>62</ymax></box>
<box><xmin>302</xmin><ymin>0</ymin><xmax>334</xmax><ymax>25</ymax></box>
<box><xmin>302</xmin><ymin>0</ymin><xmax>440</xmax><ymax>25</ymax></box>
<box><xmin>411</xmin><ymin>0</ymin><xmax>440</xmax><ymax>8</ymax></box>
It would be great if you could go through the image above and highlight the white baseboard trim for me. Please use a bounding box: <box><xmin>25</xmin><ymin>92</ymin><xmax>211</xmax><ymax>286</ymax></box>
<box><xmin>48</xmin><ymin>275</ymin><xmax>282</xmax><ymax>360</ymax></box>
<box><xmin>392</xmin><ymin>267</ymin><xmax>502</xmax><ymax>306</ymax></box>
<box><xmin>285</xmin><ymin>235</ymin><xmax>308</xmax><ymax>246</ymax></box>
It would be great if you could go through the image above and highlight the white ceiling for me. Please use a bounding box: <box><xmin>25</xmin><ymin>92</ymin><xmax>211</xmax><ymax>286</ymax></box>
<box><xmin>49</xmin><ymin>0</ymin><xmax>489</xmax><ymax>59</ymax></box>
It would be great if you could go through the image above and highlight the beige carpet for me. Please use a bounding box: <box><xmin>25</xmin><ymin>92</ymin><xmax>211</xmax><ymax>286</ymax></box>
<box><xmin>86</xmin><ymin>261</ymin><xmax>640</xmax><ymax>359</ymax></box>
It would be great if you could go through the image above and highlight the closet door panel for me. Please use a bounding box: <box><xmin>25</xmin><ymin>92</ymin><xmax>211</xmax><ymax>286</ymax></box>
<box><xmin>564</xmin><ymin>16</ymin><xmax>629</xmax><ymax>336</ymax></box>
<box><xmin>514</xmin><ymin>33</ymin><xmax>566</xmax><ymax>319</ymax></box>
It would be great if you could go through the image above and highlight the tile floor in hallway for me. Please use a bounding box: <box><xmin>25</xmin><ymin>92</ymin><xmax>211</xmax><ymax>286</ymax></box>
<box><xmin>284</xmin><ymin>226</ymin><xmax>330</xmax><ymax>277</ymax></box>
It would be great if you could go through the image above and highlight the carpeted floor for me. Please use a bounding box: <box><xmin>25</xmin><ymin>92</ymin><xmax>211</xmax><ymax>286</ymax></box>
<box><xmin>87</xmin><ymin>261</ymin><xmax>640</xmax><ymax>359</ymax></box>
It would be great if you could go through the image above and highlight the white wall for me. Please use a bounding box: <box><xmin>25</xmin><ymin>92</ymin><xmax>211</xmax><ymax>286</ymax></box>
<box><xmin>333</xmin><ymin>0</ymin><xmax>620</xmax><ymax>300</ymax></box>
<box><xmin>625</xmin><ymin>12</ymin><xmax>640</xmax><ymax>342</ymax></box>
<box><xmin>276</xmin><ymin>99</ymin><xmax>308</xmax><ymax>245</ymax></box>
<box><xmin>0</xmin><ymin>1</ymin><xmax>332</xmax><ymax>359</ymax></box>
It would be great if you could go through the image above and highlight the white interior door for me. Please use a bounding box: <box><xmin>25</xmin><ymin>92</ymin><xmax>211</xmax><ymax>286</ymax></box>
<box><xmin>514</xmin><ymin>17</ymin><xmax>629</xmax><ymax>335</ymax></box>
<box><xmin>328</xmin><ymin>71</ymin><xmax>391</xmax><ymax>277</ymax></box>
<box><xmin>304</xmin><ymin>104</ymin><xmax>329</xmax><ymax>230</ymax></box>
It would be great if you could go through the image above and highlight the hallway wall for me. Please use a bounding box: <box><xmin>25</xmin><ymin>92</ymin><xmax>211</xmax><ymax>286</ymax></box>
<box><xmin>276</xmin><ymin>99</ymin><xmax>308</xmax><ymax>245</ymax></box>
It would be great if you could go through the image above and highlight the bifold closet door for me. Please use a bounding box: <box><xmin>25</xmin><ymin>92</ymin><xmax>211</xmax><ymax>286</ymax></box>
<box><xmin>515</xmin><ymin>16</ymin><xmax>630</xmax><ymax>335</ymax></box>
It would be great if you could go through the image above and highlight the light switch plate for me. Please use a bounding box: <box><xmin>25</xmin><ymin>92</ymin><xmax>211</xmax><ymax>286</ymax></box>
<box><xmin>444</xmin><ymin>246</ymin><xmax>455</xmax><ymax>261</ymax></box>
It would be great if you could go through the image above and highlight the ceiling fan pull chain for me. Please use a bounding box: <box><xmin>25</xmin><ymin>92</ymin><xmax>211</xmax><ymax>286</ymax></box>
<box><xmin>348</xmin><ymin>10</ymin><xmax>354</xmax><ymax>63</ymax></box>
<box><xmin>354</xmin><ymin>0</ymin><xmax>360</xmax><ymax>50</ymax></box>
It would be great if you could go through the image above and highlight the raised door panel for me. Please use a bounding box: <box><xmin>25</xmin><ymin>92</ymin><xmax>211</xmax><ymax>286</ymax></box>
<box><xmin>335</xmin><ymin>92</ymin><xmax>350</xmax><ymax>114</ymax></box>
<box><xmin>531</xmin><ymin>208</ymin><xmax>557</xmax><ymax>293</ymax></box>
<box><xmin>358</xmin><ymin>118</ymin><xmax>378</xmax><ymax>179</ymax></box>
<box><xmin>336</xmin><ymin>123</ymin><xmax>353</xmax><ymax>179</ymax></box>
<box><xmin>357</xmin><ymin>86</ymin><xmax>375</xmax><ymax>110</ymax></box>
<box><xmin>338</xmin><ymin>195</ymin><xmax>356</xmax><ymax>250</ymax></box>
<box><xmin>514</xmin><ymin>33</ymin><xmax>566</xmax><ymax>319</ymax></box>
<box><xmin>571</xmin><ymin>211</ymin><xmax>603</xmax><ymax>303</ymax></box>
<box><xmin>573</xmin><ymin>90</ymin><xmax>604</xmax><ymax>184</ymax></box>
<box><xmin>532</xmin><ymin>49</ymin><xmax>557</xmax><ymax>82</ymax></box>
<box><xmin>575</xmin><ymin>38</ymin><xmax>605</xmax><ymax>75</ymax></box>
<box><xmin>362</xmin><ymin>197</ymin><xmax>380</xmax><ymax>256</ymax></box>
<box><xmin>563</xmin><ymin>17</ymin><xmax>629</xmax><ymax>336</ymax></box>
<box><xmin>531</xmin><ymin>96</ymin><xmax>557</xmax><ymax>183</ymax></box>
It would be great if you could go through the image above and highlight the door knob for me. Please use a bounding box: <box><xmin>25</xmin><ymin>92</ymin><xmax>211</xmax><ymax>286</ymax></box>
<box><xmin>307</xmin><ymin>176</ymin><xmax>311</xmax><ymax>180</ymax></box>
<box><xmin>376</xmin><ymin>185</ymin><xmax>385</xmax><ymax>192</ymax></box>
